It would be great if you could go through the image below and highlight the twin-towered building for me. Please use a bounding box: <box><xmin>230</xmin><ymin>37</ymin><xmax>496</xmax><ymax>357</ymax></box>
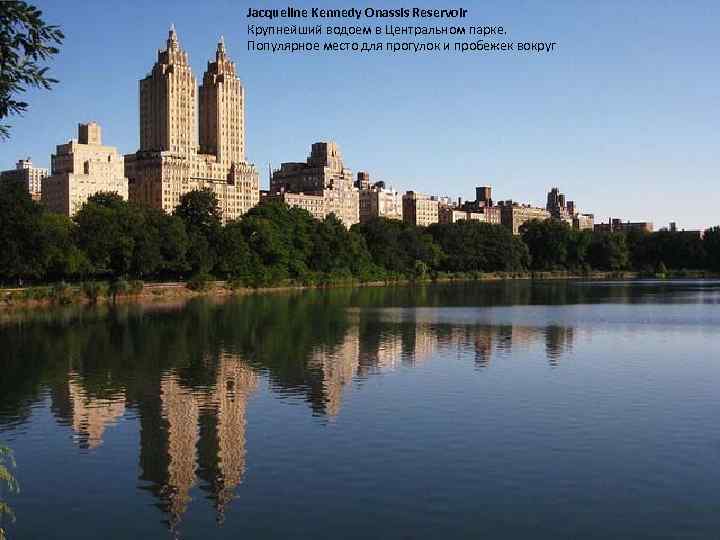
<box><xmin>125</xmin><ymin>27</ymin><xmax>259</xmax><ymax>221</ymax></box>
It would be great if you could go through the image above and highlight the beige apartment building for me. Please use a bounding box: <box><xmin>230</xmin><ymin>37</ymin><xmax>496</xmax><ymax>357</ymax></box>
<box><xmin>261</xmin><ymin>190</ymin><xmax>327</xmax><ymax>221</ymax></box>
<box><xmin>357</xmin><ymin>174</ymin><xmax>402</xmax><ymax>223</ymax></box>
<box><xmin>125</xmin><ymin>27</ymin><xmax>259</xmax><ymax>222</ymax></box>
<box><xmin>438</xmin><ymin>206</ymin><xmax>487</xmax><ymax>224</ymax></box>
<box><xmin>0</xmin><ymin>159</ymin><xmax>48</xmax><ymax>201</ymax></box>
<box><xmin>498</xmin><ymin>200</ymin><xmax>551</xmax><ymax>235</ymax></box>
<box><xmin>402</xmin><ymin>191</ymin><xmax>440</xmax><ymax>227</ymax></box>
<box><xmin>42</xmin><ymin>122</ymin><xmax>129</xmax><ymax>216</ymax></box>
<box><xmin>269</xmin><ymin>142</ymin><xmax>359</xmax><ymax>226</ymax></box>
<box><xmin>574</xmin><ymin>213</ymin><xmax>595</xmax><ymax>231</ymax></box>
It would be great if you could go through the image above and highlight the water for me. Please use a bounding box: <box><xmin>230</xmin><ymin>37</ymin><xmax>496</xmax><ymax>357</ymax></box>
<box><xmin>1</xmin><ymin>280</ymin><xmax>719</xmax><ymax>539</ymax></box>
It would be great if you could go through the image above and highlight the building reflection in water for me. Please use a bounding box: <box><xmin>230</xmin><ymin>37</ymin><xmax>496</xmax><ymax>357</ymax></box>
<box><xmin>140</xmin><ymin>353</ymin><xmax>257</xmax><ymax>530</ymax></box>
<box><xmin>41</xmin><ymin>308</ymin><xmax>579</xmax><ymax>532</ymax></box>
<box><xmin>51</xmin><ymin>370</ymin><xmax>126</xmax><ymax>450</ymax></box>
<box><xmin>49</xmin><ymin>351</ymin><xmax>257</xmax><ymax>531</ymax></box>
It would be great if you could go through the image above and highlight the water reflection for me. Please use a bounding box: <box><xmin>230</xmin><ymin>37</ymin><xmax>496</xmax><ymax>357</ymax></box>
<box><xmin>137</xmin><ymin>354</ymin><xmax>256</xmax><ymax>529</ymax></box>
<box><xmin>1</xmin><ymin>280</ymin><xmax>719</xmax><ymax>536</ymax></box>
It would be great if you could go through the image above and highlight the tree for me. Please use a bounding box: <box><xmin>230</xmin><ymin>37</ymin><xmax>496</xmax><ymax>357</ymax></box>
<box><xmin>74</xmin><ymin>193</ymin><xmax>134</xmax><ymax>276</ymax></box>
<box><xmin>428</xmin><ymin>220</ymin><xmax>528</xmax><ymax>272</ymax></box>
<box><xmin>353</xmin><ymin>217</ymin><xmax>444</xmax><ymax>276</ymax></box>
<box><xmin>310</xmin><ymin>214</ymin><xmax>373</xmax><ymax>276</ymax></box>
<box><xmin>216</xmin><ymin>220</ymin><xmax>257</xmax><ymax>280</ymax></box>
<box><xmin>703</xmin><ymin>227</ymin><xmax>720</xmax><ymax>272</ymax></box>
<box><xmin>0</xmin><ymin>1</ymin><xmax>63</xmax><ymax>138</ymax></box>
<box><xmin>520</xmin><ymin>219</ymin><xmax>573</xmax><ymax>271</ymax></box>
<box><xmin>37</xmin><ymin>212</ymin><xmax>89</xmax><ymax>280</ymax></box>
<box><xmin>631</xmin><ymin>230</ymin><xmax>705</xmax><ymax>271</ymax></box>
<box><xmin>588</xmin><ymin>233</ymin><xmax>630</xmax><ymax>271</ymax></box>
<box><xmin>0</xmin><ymin>445</ymin><xmax>18</xmax><ymax>540</ymax></box>
<box><xmin>0</xmin><ymin>182</ymin><xmax>45</xmax><ymax>283</ymax></box>
<box><xmin>175</xmin><ymin>189</ymin><xmax>222</xmax><ymax>273</ymax></box>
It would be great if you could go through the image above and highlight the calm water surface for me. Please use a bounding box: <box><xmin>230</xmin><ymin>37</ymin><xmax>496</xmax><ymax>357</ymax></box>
<box><xmin>1</xmin><ymin>280</ymin><xmax>720</xmax><ymax>539</ymax></box>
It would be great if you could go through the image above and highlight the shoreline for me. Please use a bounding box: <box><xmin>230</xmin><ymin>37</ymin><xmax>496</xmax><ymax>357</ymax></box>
<box><xmin>1</xmin><ymin>270</ymin><xmax>718</xmax><ymax>310</ymax></box>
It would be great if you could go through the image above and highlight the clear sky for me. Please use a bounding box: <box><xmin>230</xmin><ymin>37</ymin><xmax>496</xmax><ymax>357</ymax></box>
<box><xmin>3</xmin><ymin>0</ymin><xmax>719</xmax><ymax>229</ymax></box>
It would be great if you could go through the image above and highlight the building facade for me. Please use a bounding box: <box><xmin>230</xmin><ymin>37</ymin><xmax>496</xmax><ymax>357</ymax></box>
<box><xmin>594</xmin><ymin>218</ymin><xmax>654</xmax><ymax>234</ymax></box>
<box><xmin>547</xmin><ymin>187</ymin><xmax>595</xmax><ymax>230</ymax></box>
<box><xmin>0</xmin><ymin>159</ymin><xmax>48</xmax><ymax>201</ymax></box>
<box><xmin>459</xmin><ymin>185</ymin><xmax>502</xmax><ymax>225</ymax></box>
<box><xmin>402</xmin><ymin>191</ymin><xmax>439</xmax><ymax>227</ymax></box>
<box><xmin>357</xmin><ymin>174</ymin><xmax>402</xmax><ymax>223</ymax></box>
<box><xmin>269</xmin><ymin>142</ymin><xmax>359</xmax><ymax>226</ymax></box>
<box><xmin>125</xmin><ymin>27</ymin><xmax>259</xmax><ymax>222</ymax></box>
<box><xmin>574</xmin><ymin>213</ymin><xmax>595</xmax><ymax>231</ymax></box>
<box><xmin>498</xmin><ymin>200</ymin><xmax>551</xmax><ymax>235</ymax></box>
<box><xmin>42</xmin><ymin>122</ymin><xmax>129</xmax><ymax>216</ymax></box>
<box><xmin>438</xmin><ymin>206</ymin><xmax>487</xmax><ymax>224</ymax></box>
<box><xmin>261</xmin><ymin>190</ymin><xmax>327</xmax><ymax>221</ymax></box>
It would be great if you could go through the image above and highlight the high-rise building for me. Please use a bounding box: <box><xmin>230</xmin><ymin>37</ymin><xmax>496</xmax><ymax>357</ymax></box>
<box><xmin>546</xmin><ymin>187</ymin><xmax>572</xmax><ymax>223</ymax></box>
<box><xmin>0</xmin><ymin>158</ymin><xmax>48</xmax><ymax>201</ymax></box>
<box><xmin>594</xmin><ymin>219</ymin><xmax>653</xmax><ymax>234</ymax></box>
<box><xmin>268</xmin><ymin>141</ymin><xmax>359</xmax><ymax>226</ymax></box>
<box><xmin>42</xmin><ymin>122</ymin><xmax>129</xmax><ymax>216</ymax></box>
<box><xmin>126</xmin><ymin>28</ymin><xmax>259</xmax><ymax>222</ymax></box>
<box><xmin>573</xmin><ymin>213</ymin><xmax>595</xmax><ymax>231</ymax></box>
<box><xmin>139</xmin><ymin>25</ymin><xmax>196</xmax><ymax>155</ymax></box>
<box><xmin>547</xmin><ymin>187</ymin><xmax>596</xmax><ymax>229</ymax></box>
<box><xmin>498</xmin><ymin>200</ymin><xmax>551</xmax><ymax>235</ymax></box>
<box><xmin>199</xmin><ymin>36</ymin><xmax>245</xmax><ymax>166</ymax></box>
<box><xmin>475</xmin><ymin>186</ymin><xmax>493</xmax><ymax>206</ymax></box>
<box><xmin>355</xmin><ymin>172</ymin><xmax>402</xmax><ymax>223</ymax></box>
<box><xmin>438</xmin><ymin>206</ymin><xmax>487</xmax><ymax>224</ymax></box>
<box><xmin>402</xmin><ymin>191</ymin><xmax>439</xmax><ymax>227</ymax></box>
<box><xmin>459</xmin><ymin>186</ymin><xmax>501</xmax><ymax>225</ymax></box>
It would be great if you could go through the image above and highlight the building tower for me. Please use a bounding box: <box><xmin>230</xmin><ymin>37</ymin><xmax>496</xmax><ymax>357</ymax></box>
<box><xmin>199</xmin><ymin>36</ymin><xmax>245</xmax><ymax>166</ymax></box>
<box><xmin>139</xmin><ymin>25</ymin><xmax>197</xmax><ymax>154</ymax></box>
<box><xmin>127</xmin><ymin>28</ymin><xmax>260</xmax><ymax>221</ymax></box>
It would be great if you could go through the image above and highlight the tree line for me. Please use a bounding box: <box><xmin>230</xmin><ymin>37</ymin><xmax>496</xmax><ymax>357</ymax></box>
<box><xmin>1</xmin><ymin>183</ymin><xmax>719</xmax><ymax>287</ymax></box>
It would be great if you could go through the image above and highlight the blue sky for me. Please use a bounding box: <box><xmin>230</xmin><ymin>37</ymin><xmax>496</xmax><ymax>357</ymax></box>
<box><xmin>3</xmin><ymin>0</ymin><xmax>719</xmax><ymax>229</ymax></box>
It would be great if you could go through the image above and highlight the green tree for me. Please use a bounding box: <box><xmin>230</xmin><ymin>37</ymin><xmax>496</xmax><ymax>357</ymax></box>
<box><xmin>428</xmin><ymin>220</ymin><xmax>526</xmax><ymax>272</ymax></box>
<box><xmin>38</xmin><ymin>212</ymin><xmax>89</xmax><ymax>280</ymax></box>
<box><xmin>216</xmin><ymin>219</ymin><xmax>257</xmax><ymax>281</ymax></box>
<box><xmin>353</xmin><ymin>217</ymin><xmax>444</xmax><ymax>275</ymax></box>
<box><xmin>237</xmin><ymin>201</ymin><xmax>319</xmax><ymax>283</ymax></box>
<box><xmin>703</xmin><ymin>227</ymin><xmax>720</xmax><ymax>272</ymax></box>
<box><xmin>632</xmin><ymin>230</ymin><xmax>705</xmax><ymax>271</ymax></box>
<box><xmin>520</xmin><ymin>219</ymin><xmax>573</xmax><ymax>271</ymax></box>
<box><xmin>0</xmin><ymin>445</ymin><xmax>18</xmax><ymax>540</ymax></box>
<box><xmin>175</xmin><ymin>189</ymin><xmax>222</xmax><ymax>273</ymax></box>
<box><xmin>74</xmin><ymin>192</ymin><xmax>134</xmax><ymax>276</ymax></box>
<box><xmin>0</xmin><ymin>182</ymin><xmax>45</xmax><ymax>283</ymax></box>
<box><xmin>155</xmin><ymin>212</ymin><xmax>189</xmax><ymax>276</ymax></box>
<box><xmin>310</xmin><ymin>214</ymin><xmax>373</xmax><ymax>276</ymax></box>
<box><xmin>0</xmin><ymin>1</ymin><xmax>63</xmax><ymax>138</ymax></box>
<box><xmin>588</xmin><ymin>232</ymin><xmax>630</xmax><ymax>271</ymax></box>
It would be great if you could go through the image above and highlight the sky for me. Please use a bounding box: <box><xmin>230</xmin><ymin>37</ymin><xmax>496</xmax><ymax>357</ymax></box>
<box><xmin>2</xmin><ymin>0</ymin><xmax>719</xmax><ymax>229</ymax></box>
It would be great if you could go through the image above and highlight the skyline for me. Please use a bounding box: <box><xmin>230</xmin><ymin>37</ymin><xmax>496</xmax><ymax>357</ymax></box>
<box><xmin>2</xmin><ymin>1</ymin><xmax>719</xmax><ymax>229</ymax></box>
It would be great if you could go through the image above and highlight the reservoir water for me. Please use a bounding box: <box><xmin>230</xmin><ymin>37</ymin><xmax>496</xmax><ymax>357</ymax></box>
<box><xmin>1</xmin><ymin>280</ymin><xmax>719</xmax><ymax>539</ymax></box>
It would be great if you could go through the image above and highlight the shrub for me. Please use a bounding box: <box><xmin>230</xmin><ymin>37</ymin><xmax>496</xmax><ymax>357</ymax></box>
<box><xmin>50</xmin><ymin>282</ymin><xmax>72</xmax><ymax>304</ymax></box>
<box><xmin>22</xmin><ymin>286</ymin><xmax>51</xmax><ymax>301</ymax></box>
<box><xmin>109</xmin><ymin>278</ymin><xmax>130</xmax><ymax>302</ymax></box>
<box><xmin>187</xmin><ymin>272</ymin><xmax>214</xmax><ymax>291</ymax></box>
<box><xmin>81</xmin><ymin>281</ymin><xmax>108</xmax><ymax>303</ymax></box>
<box><xmin>226</xmin><ymin>278</ymin><xmax>245</xmax><ymax>291</ymax></box>
<box><xmin>128</xmin><ymin>280</ymin><xmax>144</xmax><ymax>295</ymax></box>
